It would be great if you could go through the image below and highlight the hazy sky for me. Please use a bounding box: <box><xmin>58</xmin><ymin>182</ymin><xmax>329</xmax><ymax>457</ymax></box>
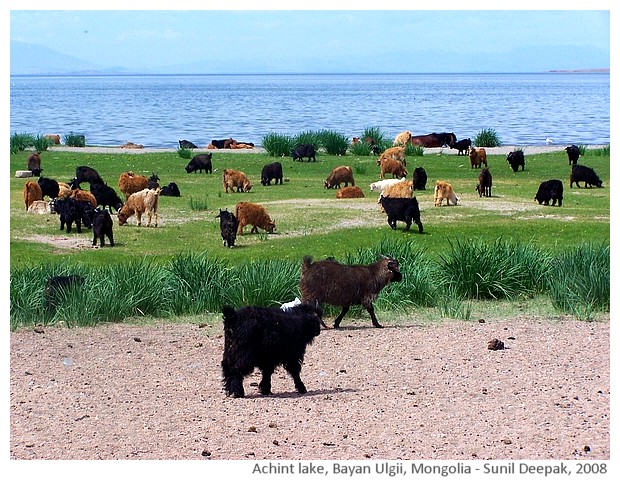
<box><xmin>7</xmin><ymin>3</ymin><xmax>612</xmax><ymax>72</ymax></box>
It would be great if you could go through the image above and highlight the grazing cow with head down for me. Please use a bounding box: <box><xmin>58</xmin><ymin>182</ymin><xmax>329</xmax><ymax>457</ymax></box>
<box><xmin>379</xmin><ymin>196</ymin><xmax>423</xmax><ymax>233</ymax></box>
<box><xmin>235</xmin><ymin>202</ymin><xmax>276</xmax><ymax>235</ymax></box>
<box><xmin>565</xmin><ymin>144</ymin><xmax>580</xmax><ymax>165</ymax></box>
<box><xmin>507</xmin><ymin>150</ymin><xmax>525</xmax><ymax>172</ymax></box>
<box><xmin>300</xmin><ymin>255</ymin><xmax>402</xmax><ymax>329</ymax></box>
<box><xmin>216</xmin><ymin>209</ymin><xmax>238</xmax><ymax>248</ymax></box>
<box><xmin>535</xmin><ymin>179</ymin><xmax>563</xmax><ymax>206</ymax></box>
<box><xmin>570</xmin><ymin>164</ymin><xmax>602</xmax><ymax>188</ymax></box>
<box><xmin>27</xmin><ymin>152</ymin><xmax>42</xmax><ymax>177</ymax></box>
<box><xmin>117</xmin><ymin>188</ymin><xmax>160</xmax><ymax>227</ymax></box>
<box><xmin>434</xmin><ymin>180</ymin><xmax>459</xmax><ymax>206</ymax></box>
<box><xmin>261</xmin><ymin>162</ymin><xmax>283</xmax><ymax>186</ymax></box>
<box><xmin>324</xmin><ymin>166</ymin><xmax>355</xmax><ymax>189</ymax></box>
<box><xmin>292</xmin><ymin>144</ymin><xmax>317</xmax><ymax>162</ymax></box>
<box><xmin>185</xmin><ymin>153</ymin><xmax>213</xmax><ymax>174</ymax></box>
<box><xmin>221</xmin><ymin>302</ymin><xmax>323</xmax><ymax>397</ymax></box>
<box><xmin>223</xmin><ymin>169</ymin><xmax>252</xmax><ymax>193</ymax></box>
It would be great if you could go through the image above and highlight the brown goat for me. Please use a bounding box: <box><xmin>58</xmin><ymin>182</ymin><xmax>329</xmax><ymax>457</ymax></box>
<box><xmin>324</xmin><ymin>166</ymin><xmax>355</xmax><ymax>189</ymax></box>
<box><xmin>118</xmin><ymin>171</ymin><xmax>149</xmax><ymax>200</ymax></box>
<box><xmin>27</xmin><ymin>152</ymin><xmax>42</xmax><ymax>176</ymax></box>
<box><xmin>377</xmin><ymin>146</ymin><xmax>406</xmax><ymax>166</ymax></box>
<box><xmin>433</xmin><ymin>180</ymin><xmax>459</xmax><ymax>206</ymax></box>
<box><xmin>335</xmin><ymin>186</ymin><xmax>365</xmax><ymax>198</ymax></box>
<box><xmin>393</xmin><ymin>131</ymin><xmax>412</xmax><ymax>147</ymax></box>
<box><xmin>70</xmin><ymin>188</ymin><xmax>97</xmax><ymax>207</ymax></box>
<box><xmin>235</xmin><ymin>202</ymin><xmax>276</xmax><ymax>235</ymax></box>
<box><xmin>23</xmin><ymin>181</ymin><xmax>43</xmax><ymax>210</ymax></box>
<box><xmin>117</xmin><ymin>188</ymin><xmax>160</xmax><ymax>227</ymax></box>
<box><xmin>469</xmin><ymin>146</ymin><xmax>488</xmax><ymax>169</ymax></box>
<box><xmin>299</xmin><ymin>255</ymin><xmax>402</xmax><ymax>329</ymax></box>
<box><xmin>378</xmin><ymin>157</ymin><xmax>408</xmax><ymax>180</ymax></box>
<box><xmin>223</xmin><ymin>169</ymin><xmax>253</xmax><ymax>193</ymax></box>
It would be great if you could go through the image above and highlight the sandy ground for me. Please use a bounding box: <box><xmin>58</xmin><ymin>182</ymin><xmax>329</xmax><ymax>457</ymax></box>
<box><xmin>10</xmin><ymin>314</ymin><xmax>609</xmax><ymax>461</ymax></box>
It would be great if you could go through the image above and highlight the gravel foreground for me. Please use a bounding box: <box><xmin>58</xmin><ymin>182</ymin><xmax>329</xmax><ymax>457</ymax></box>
<box><xmin>10</xmin><ymin>314</ymin><xmax>609</xmax><ymax>462</ymax></box>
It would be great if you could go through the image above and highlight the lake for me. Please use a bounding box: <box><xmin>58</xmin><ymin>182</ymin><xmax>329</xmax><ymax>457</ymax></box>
<box><xmin>9</xmin><ymin>73</ymin><xmax>610</xmax><ymax>148</ymax></box>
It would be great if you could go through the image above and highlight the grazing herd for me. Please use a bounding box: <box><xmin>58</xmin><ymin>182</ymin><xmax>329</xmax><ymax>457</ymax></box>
<box><xmin>18</xmin><ymin>134</ymin><xmax>606</xmax><ymax>399</ymax></box>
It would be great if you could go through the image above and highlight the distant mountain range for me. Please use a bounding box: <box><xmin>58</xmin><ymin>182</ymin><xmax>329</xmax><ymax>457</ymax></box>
<box><xmin>10</xmin><ymin>41</ymin><xmax>610</xmax><ymax>75</ymax></box>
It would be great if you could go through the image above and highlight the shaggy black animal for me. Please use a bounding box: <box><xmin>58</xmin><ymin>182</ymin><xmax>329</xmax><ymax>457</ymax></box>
<box><xmin>185</xmin><ymin>153</ymin><xmax>213</xmax><ymax>174</ymax></box>
<box><xmin>216</xmin><ymin>209</ymin><xmax>238</xmax><ymax>248</ymax></box>
<box><xmin>506</xmin><ymin>150</ymin><xmax>525</xmax><ymax>172</ymax></box>
<box><xmin>300</xmin><ymin>255</ymin><xmax>402</xmax><ymax>329</ymax></box>
<box><xmin>449</xmin><ymin>138</ymin><xmax>471</xmax><ymax>156</ymax></box>
<box><xmin>44</xmin><ymin>274</ymin><xmax>86</xmax><ymax>312</ymax></box>
<box><xmin>52</xmin><ymin>197</ymin><xmax>95</xmax><ymax>233</ymax></box>
<box><xmin>179</xmin><ymin>139</ymin><xmax>197</xmax><ymax>149</ymax></box>
<box><xmin>160</xmin><ymin>182</ymin><xmax>181</xmax><ymax>197</ymax></box>
<box><xmin>73</xmin><ymin>166</ymin><xmax>104</xmax><ymax>188</ymax></box>
<box><xmin>38</xmin><ymin>176</ymin><xmax>60</xmax><ymax>199</ymax></box>
<box><xmin>412</xmin><ymin>167</ymin><xmax>427</xmax><ymax>190</ymax></box>
<box><xmin>292</xmin><ymin>144</ymin><xmax>316</xmax><ymax>162</ymax></box>
<box><xmin>476</xmin><ymin>167</ymin><xmax>493</xmax><ymax>197</ymax></box>
<box><xmin>92</xmin><ymin>208</ymin><xmax>114</xmax><ymax>247</ymax></box>
<box><xmin>90</xmin><ymin>182</ymin><xmax>124</xmax><ymax>213</ymax></box>
<box><xmin>221</xmin><ymin>303</ymin><xmax>323</xmax><ymax>397</ymax></box>
<box><xmin>570</xmin><ymin>164</ymin><xmax>603</xmax><ymax>188</ymax></box>
<box><xmin>534</xmin><ymin>179</ymin><xmax>563</xmax><ymax>207</ymax></box>
<box><xmin>379</xmin><ymin>196</ymin><xmax>424</xmax><ymax>233</ymax></box>
<box><xmin>261</xmin><ymin>161</ymin><xmax>283</xmax><ymax>186</ymax></box>
<box><xmin>147</xmin><ymin>173</ymin><xmax>160</xmax><ymax>189</ymax></box>
<box><xmin>565</xmin><ymin>144</ymin><xmax>580</xmax><ymax>165</ymax></box>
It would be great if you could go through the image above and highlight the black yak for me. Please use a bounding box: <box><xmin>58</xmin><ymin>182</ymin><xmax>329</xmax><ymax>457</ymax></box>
<box><xmin>221</xmin><ymin>303</ymin><xmax>323</xmax><ymax>397</ymax></box>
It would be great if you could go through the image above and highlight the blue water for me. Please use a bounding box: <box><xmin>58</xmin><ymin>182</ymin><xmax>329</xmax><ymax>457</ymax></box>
<box><xmin>9</xmin><ymin>73</ymin><xmax>610</xmax><ymax>148</ymax></box>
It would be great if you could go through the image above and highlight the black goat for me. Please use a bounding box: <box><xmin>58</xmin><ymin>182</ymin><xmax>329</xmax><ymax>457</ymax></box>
<box><xmin>412</xmin><ymin>167</ymin><xmax>427</xmax><ymax>190</ymax></box>
<box><xmin>379</xmin><ymin>196</ymin><xmax>423</xmax><ymax>233</ymax></box>
<box><xmin>565</xmin><ymin>144</ymin><xmax>580</xmax><ymax>165</ymax></box>
<box><xmin>90</xmin><ymin>183</ymin><xmax>123</xmax><ymax>213</ymax></box>
<box><xmin>261</xmin><ymin>161</ymin><xmax>283</xmax><ymax>186</ymax></box>
<box><xmin>221</xmin><ymin>303</ymin><xmax>323</xmax><ymax>397</ymax></box>
<box><xmin>476</xmin><ymin>167</ymin><xmax>493</xmax><ymax>197</ymax></box>
<box><xmin>51</xmin><ymin>197</ymin><xmax>94</xmax><ymax>233</ymax></box>
<box><xmin>299</xmin><ymin>255</ymin><xmax>402</xmax><ymax>329</ymax></box>
<box><xmin>570</xmin><ymin>164</ymin><xmax>603</xmax><ymax>188</ymax></box>
<box><xmin>160</xmin><ymin>182</ymin><xmax>181</xmax><ymax>197</ymax></box>
<box><xmin>216</xmin><ymin>209</ymin><xmax>238</xmax><ymax>248</ymax></box>
<box><xmin>92</xmin><ymin>208</ymin><xmax>114</xmax><ymax>247</ymax></box>
<box><xmin>148</xmin><ymin>173</ymin><xmax>160</xmax><ymax>189</ymax></box>
<box><xmin>449</xmin><ymin>138</ymin><xmax>471</xmax><ymax>156</ymax></box>
<box><xmin>38</xmin><ymin>177</ymin><xmax>60</xmax><ymax>199</ymax></box>
<box><xmin>535</xmin><ymin>179</ymin><xmax>563</xmax><ymax>207</ymax></box>
<box><xmin>506</xmin><ymin>150</ymin><xmax>525</xmax><ymax>172</ymax></box>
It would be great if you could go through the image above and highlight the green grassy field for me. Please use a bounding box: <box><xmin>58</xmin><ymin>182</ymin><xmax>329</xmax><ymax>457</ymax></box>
<box><xmin>10</xmin><ymin>147</ymin><xmax>610</xmax><ymax>268</ymax></box>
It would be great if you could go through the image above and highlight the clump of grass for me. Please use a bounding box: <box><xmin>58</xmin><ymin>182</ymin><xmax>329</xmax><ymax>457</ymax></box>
<box><xmin>590</xmin><ymin>145</ymin><xmax>610</xmax><ymax>156</ymax></box>
<box><xmin>32</xmin><ymin>134</ymin><xmax>54</xmax><ymax>152</ymax></box>
<box><xmin>262</xmin><ymin>132</ymin><xmax>295</xmax><ymax>157</ymax></box>
<box><xmin>63</xmin><ymin>132</ymin><xmax>86</xmax><ymax>147</ymax></box>
<box><xmin>547</xmin><ymin>242</ymin><xmax>609</xmax><ymax>321</ymax></box>
<box><xmin>437</xmin><ymin>238</ymin><xmax>549</xmax><ymax>300</ymax></box>
<box><xmin>188</xmin><ymin>196</ymin><xmax>209</xmax><ymax>211</ymax></box>
<box><xmin>473</xmin><ymin>128</ymin><xmax>502</xmax><ymax>147</ymax></box>
<box><xmin>578</xmin><ymin>144</ymin><xmax>588</xmax><ymax>156</ymax></box>
<box><xmin>405</xmin><ymin>143</ymin><xmax>424</xmax><ymax>156</ymax></box>
<box><xmin>10</xmin><ymin>132</ymin><xmax>35</xmax><ymax>154</ymax></box>
<box><xmin>349</xmin><ymin>141</ymin><xmax>373</xmax><ymax>156</ymax></box>
<box><xmin>436</xmin><ymin>287</ymin><xmax>473</xmax><ymax>320</ymax></box>
<box><xmin>177</xmin><ymin>147</ymin><xmax>193</xmax><ymax>159</ymax></box>
<box><xmin>318</xmin><ymin>129</ymin><xmax>349</xmax><ymax>156</ymax></box>
<box><xmin>293</xmin><ymin>130</ymin><xmax>321</xmax><ymax>149</ymax></box>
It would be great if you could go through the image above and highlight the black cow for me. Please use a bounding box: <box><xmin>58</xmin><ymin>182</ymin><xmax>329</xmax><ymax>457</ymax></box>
<box><xmin>570</xmin><ymin>164</ymin><xmax>603</xmax><ymax>188</ymax></box>
<box><xmin>261</xmin><ymin>162</ymin><xmax>283</xmax><ymax>186</ymax></box>
<box><xmin>38</xmin><ymin>177</ymin><xmax>60</xmax><ymax>199</ymax></box>
<box><xmin>92</xmin><ymin>208</ymin><xmax>114</xmax><ymax>247</ymax></box>
<box><xmin>216</xmin><ymin>209</ymin><xmax>238</xmax><ymax>248</ymax></box>
<box><xmin>52</xmin><ymin>197</ymin><xmax>95</xmax><ymax>233</ymax></box>
<box><xmin>179</xmin><ymin>139</ymin><xmax>197</xmax><ymax>149</ymax></box>
<box><xmin>90</xmin><ymin>183</ymin><xmax>123</xmax><ymax>213</ymax></box>
<box><xmin>221</xmin><ymin>303</ymin><xmax>323</xmax><ymax>397</ymax></box>
<box><xmin>449</xmin><ymin>138</ymin><xmax>471</xmax><ymax>156</ymax></box>
<box><xmin>506</xmin><ymin>150</ymin><xmax>525</xmax><ymax>172</ymax></box>
<box><xmin>476</xmin><ymin>167</ymin><xmax>493</xmax><ymax>197</ymax></box>
<box><xmin>292</xmin><ymin>144</ymin><xmax>316</xmax><ymax>162</ymax></box>
<box><xmin>565</xmin><ymin>144</ymin><xmax>580</xmax><ymax>165</ymax></box>
<box><xmin>185</xmin><ymin>153</ymin><xmax>213</xmax><ymax>174</ymax></box>
<box><xmin>412</xmin><ymin>167</ymin><xmax>427</xmax><ymax>190</ymax></box>
<box><xmin>535</xmin><ymin>179</ymin><xmax>563</xmax><ymax>207</ymax></box>
<box><xmin>379</xmin><ymin>196</ymin><xmax>423</xmax><ymax>233</ymax></box>
<box><xmin>44</xmin><ymin>274</ymin><xmax>86</xmax><ymax>312</ymax></box>
<box><xmin>160</xmin><ymin>182</ymin><xmax>181</xmax><ymax>197</ymax></box>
